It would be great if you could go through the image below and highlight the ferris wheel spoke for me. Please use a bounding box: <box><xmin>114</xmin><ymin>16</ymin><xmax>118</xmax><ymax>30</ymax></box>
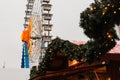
<box><xmin>30</xmin><ymin>40</ymin><xmax>41</xmax><ymax>62</ymax></box>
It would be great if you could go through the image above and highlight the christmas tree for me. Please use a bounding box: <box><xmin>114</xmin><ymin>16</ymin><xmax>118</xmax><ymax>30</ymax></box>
<box><xmin>30</xmin><ymin>0</ymin><xmax>120</xmax><ymax>78</ymax></box>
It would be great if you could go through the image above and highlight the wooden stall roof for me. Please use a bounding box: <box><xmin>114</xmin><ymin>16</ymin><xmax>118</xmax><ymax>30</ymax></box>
<box><xmin>30</xmin><ymin>61</ymin><xmax>105</xmax><ymax>80</ymax></box>
<box><xmin>30</xmin><ymin>54</ymin><xmax>120</xmax><ymax>80</ymax></box>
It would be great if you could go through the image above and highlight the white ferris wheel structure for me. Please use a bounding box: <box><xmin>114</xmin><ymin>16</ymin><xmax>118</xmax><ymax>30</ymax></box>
<box><xmin>21</xmin><ymin>0</ymin><xmax>52</xmax><ymax>68</ymax></box>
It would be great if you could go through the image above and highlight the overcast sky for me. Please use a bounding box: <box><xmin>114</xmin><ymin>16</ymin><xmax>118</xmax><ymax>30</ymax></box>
<box><xmin>0</xmin><ymin>0</ymin><xmax>94</xmax><ymax>69</ymax></box>
<box><xmin>0</xmin><ymin>0</ymin><xmax>26</xmax><ymax>68</ymax></box>
<box><xmin>51</xmin><ymin>0</ymin><xmax>94</xmax><ymax>41</ymax></box>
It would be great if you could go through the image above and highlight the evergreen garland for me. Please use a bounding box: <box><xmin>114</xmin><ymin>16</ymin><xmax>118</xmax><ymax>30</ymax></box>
<box><xmin>30</xmin><ymin>0</ymin><xmax>120</xmax><ymax>77</ymax></box>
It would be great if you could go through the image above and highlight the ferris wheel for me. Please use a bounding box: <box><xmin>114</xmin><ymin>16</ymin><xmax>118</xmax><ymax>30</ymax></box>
<box><xmin>21</xmin><ymin>0</ymin><xmax>52</xmax><ymax>68</ymax></box>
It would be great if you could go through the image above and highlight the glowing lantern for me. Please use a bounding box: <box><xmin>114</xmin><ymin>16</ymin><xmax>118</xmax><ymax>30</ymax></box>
<box><xmin>68</xmin><ymin>60</ymin><xmax>79</xmax><ymax>66</ymax></box>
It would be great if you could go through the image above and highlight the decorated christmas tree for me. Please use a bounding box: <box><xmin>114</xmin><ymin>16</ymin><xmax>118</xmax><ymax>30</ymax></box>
<box><xmin>30</xmin><ymin>0</ymin><xmax>120</xmax><ymax>79</ymax></box>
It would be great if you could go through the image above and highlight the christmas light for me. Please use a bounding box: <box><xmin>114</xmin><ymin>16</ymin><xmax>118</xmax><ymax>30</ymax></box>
<box><xmin>88</xmin><ymin>14</ymin><xmax>90</xmax><ymax>16</ymax></box>
<box><xmin>94</xmin><ymin>7</ymin><xmax>96</xmax><ymax>10</ymax></box>
<box><xmin>118</xmin><ymin>8</ymin><xmax>120</xmax><ymax>10</ymax></box>
<box><xmin>108</xmin><ymin>35</ymin><xmax>112</xmax><ymax>38</ymax></box>
<box><xmin>99</xmin><ymin>53</ymin><xmax>101</xmax><ymax>55</ymax></box>
<box><xmin>90</xmin><ymin>7</ymin><xmax>94</xmax><ymax>11</ymax></box>
<box><xmin>102</xmin><ymin>12</ymin><xmax>105</xmax><ymax>15</ymax></box>
<box><xmin>107</xmin><ymin>4</ymin><xmax>110</xmax><ymax>6</ymax></box>
<box><xmin>114</xmin><ymin>11</ymin><xmax>116</xmax><ymax>14</ymax></box>
<box><xmin>102</xmin><ymin>61</ymin><xmax>106</xmax><ymax>64</ymax></box>
<box><xmin>112</xmin><ymin>5</ymin><xmax>114</xmax><ymax>8</ymax></box>
<box><xmin>105</xmin><ymin>21</ymin><xmax>107</xmax><ymax>24</ymax></box>
<box><xmin>105</xmin><ymin>7</ymin><xmax>107</xmax><ymax>10</ymax></box>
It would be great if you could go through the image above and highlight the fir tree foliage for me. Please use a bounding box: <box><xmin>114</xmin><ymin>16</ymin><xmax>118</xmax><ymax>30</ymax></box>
<box><xmin>30</xmin><ymin>0</ymin><xmax>120</xmax><ymax>76</ymax></box>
